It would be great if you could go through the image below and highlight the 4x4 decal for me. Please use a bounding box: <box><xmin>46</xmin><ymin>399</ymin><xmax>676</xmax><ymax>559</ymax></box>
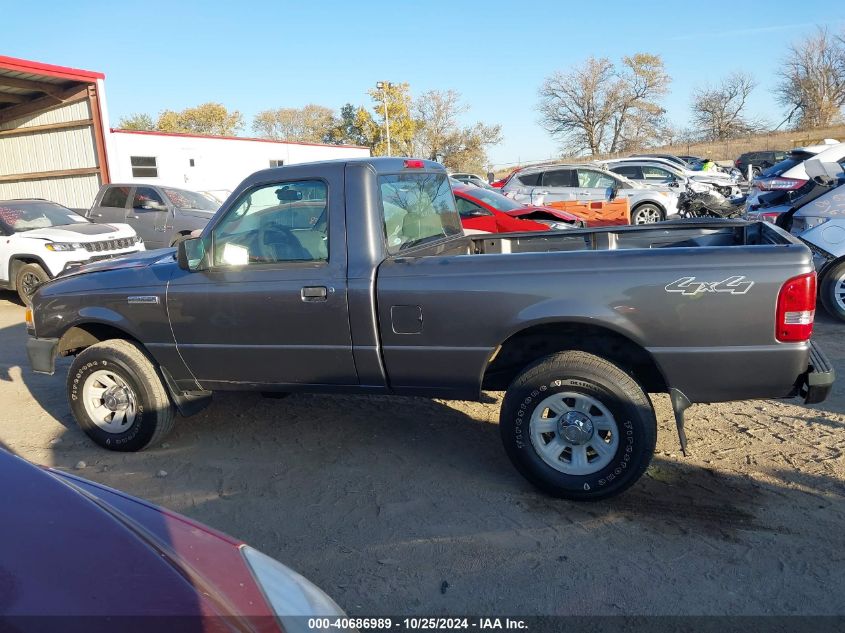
<box><xmin>665</xmin><ymin>275</ymin><xmax>754</xmax><ymax>296</ymax></box>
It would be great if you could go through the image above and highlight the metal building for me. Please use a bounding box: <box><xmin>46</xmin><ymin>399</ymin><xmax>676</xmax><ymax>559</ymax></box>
<box><xmin>0</xmin><ymin>54</ymin><xmax>371</xmax><ymax>212</ymax></box>
<box><xmin>0</xmin><ymin>55</ymin><xmax>109</xmax><ymax>209</ymax></box>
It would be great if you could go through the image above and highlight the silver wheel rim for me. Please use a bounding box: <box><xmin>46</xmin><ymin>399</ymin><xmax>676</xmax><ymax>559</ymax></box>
<box><xmin>835</xmin><ymin>274</ymin><xmax>845</xmax><ymax>312</ymax></box>
<box><xmin>529</xmin><ymin>391</ymin><xmax>619</xmax><ymax>475</ymax></box>
<box><xmin>82</xmin><ymin>370</ymin><xmax>137</xmax><ymax>434</ymax></box>
<box><xmin>634</xmin><ymin>205</ymin><xmax>661</xmax><ymax>224</ymax></box>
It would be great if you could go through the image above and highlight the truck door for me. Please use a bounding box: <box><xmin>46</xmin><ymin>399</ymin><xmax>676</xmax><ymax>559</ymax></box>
<box><xmin>166</xmin><ymin>163</ymin><xmax>356</xmax><ymax>387</ymax></box>
<box><xmin>128</xmin><ymin>187</ymin><xmax>171</xmax><ymax>249</ymax></box>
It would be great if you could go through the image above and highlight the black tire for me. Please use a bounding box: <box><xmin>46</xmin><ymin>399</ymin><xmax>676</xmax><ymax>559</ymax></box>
<box><xmin>68</xmin><ymin>340</ymin><xmax>176</xmax><ymax>451</ymax></box>
<box><xmin>631</xmin><ymin>203</ymin><xmax>664</xmax><ymax>225</ymax></box>
<box><xmin>820</xmin><ymin>261</ymin><xmax>845</xmax><ymax>322</ymax></box>
<box><xmin>500</xmin><ymin>351</ymin><xmax>657</xmax><ymax>501</ymax></box>
<box><xmin>15</xmin><ymin>263</ymin><xmax>49</xmax><ymax>306</ymax></box>
<box><xmin>752</xmin><ymin>166</ymin><xmax>762</xmax><ymax>178</ymax></box>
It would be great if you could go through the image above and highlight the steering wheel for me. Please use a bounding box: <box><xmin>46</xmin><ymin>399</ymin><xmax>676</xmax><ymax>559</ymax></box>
<box><xmin>257</xmin><ymin>222</ymin><xmax>300</xmax><ymax>261</ymax></box>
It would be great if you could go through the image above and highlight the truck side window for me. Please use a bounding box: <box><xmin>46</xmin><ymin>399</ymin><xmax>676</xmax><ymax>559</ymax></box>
<box><xmin>210</xmin><ymin>179</ymin><xmax>328</xmax><ymax>266</ymax></box>
<box><xmin>132</xmin><ymin>187</ymin><xmax>166</xmax><ymax>209</ymax></box>
<box><xmin>101</xmin><ymin>186</ymin><xmax>130</xmax><ymax>209</ymax></box>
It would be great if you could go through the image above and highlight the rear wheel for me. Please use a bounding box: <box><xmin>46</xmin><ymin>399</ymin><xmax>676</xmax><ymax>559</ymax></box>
<box><xmin>15</xmin><ymin>263</ymin><xmax>49</xmax><ymax>306</ymax></box>
<box><xmin>68</xmin><ymin>340</ymin><xmax>176</xmax><ymax>451</ymax></box>
<box><xmin>820</xmin><ymin>261</ymin><xmax>845</xmax><ymax>322</ymax></box>
<box><xmin>631</xmin><ymin>203</ymin><xmax>663</xmax><ymax>225</ymax></box>
<box><xmin>499</xmin><ymin>351</ymin><xmax>657</xmax><ymax>501</ymax></box>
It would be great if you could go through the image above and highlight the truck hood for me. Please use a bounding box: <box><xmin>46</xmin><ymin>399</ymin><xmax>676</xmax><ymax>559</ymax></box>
<box><xmin>57</xmin><ymin>248</ymin><xmax>175</xmax><ymax>279</ymax></box>
<box><xmin>21</xmin><ymin>222</ymin><xmax>137</xmax><ymax>242</ymax></box>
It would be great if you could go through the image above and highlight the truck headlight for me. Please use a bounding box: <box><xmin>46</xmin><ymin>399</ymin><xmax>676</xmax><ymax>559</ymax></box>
<box><xmin>240</xmin><ymin>545</ymin><xmax>345</xmax><ymax>618</ymax></box>
<box><xmin>45</xmin><ymin>242</ymin><xmax>84</xmax><ymax>251</ymax></box>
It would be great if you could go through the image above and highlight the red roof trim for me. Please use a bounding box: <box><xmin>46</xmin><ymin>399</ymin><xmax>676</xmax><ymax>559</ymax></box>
<box><xmin>110</xmin><ymin>128</ymin><xmax>370</xmax><ymax>150</ymax></box>
<box><xmin>0</xmin><ymin>54</ymin><xmax>104</xmax><ymax>82</ymax></box>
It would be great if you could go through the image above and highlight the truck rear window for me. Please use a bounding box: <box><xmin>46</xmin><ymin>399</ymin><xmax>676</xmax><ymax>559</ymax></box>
<box><xmin>379</xmin><ymin>173</ymin><xmax>463</xmax><ymax>253</ymax></box>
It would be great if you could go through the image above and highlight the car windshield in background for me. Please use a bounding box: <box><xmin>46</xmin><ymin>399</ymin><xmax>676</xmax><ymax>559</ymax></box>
<box><xmin>163</xmin><ymin>188</ymin><xmax>220</xmax><ymax>211</ymax></box>
<box><xmin>463</xmin><ymin>187</ymin><xmax>523</xmax><ymax>212</ymax></box>
<box><xmin>379</xmin><ymin>173</ymin><xmax>463</xmax><ymax>254</ymax></box>
<box><xmin>0</xmin><ymin>201</ymin><xmax>88</xmax><ymax>232</ymax></box>
<box><xmin>760</xmin><ymin>152</ymin><xmax>814</xmax><ymax>178</ymax></box>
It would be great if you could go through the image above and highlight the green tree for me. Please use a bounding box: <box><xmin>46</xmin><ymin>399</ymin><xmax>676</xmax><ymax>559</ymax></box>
<box><xmin>367</xmin><ymin>82</ymin><xmax>415</xmax><ymax>156</ymax></box>
<box><xmin>327</xmin><ymin>103</ymin><xmax>373</xmax><ymax>146</ymax></box>
<box><xmin>116</xmin><ymin>113</ymin><xmax>155</xmax><ymax>131</ymax></box>
<box><xmin>156</xmin><ymin>103</ymin><xmax>243</xmax><ymax>136</ymax></box>
<box><xmin>252</xmin><ymin>104</ymin><xmax>337</xmax><ymax>143</ymax></box>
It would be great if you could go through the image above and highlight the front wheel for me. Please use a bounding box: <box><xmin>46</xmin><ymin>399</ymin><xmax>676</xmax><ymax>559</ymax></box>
<box><xmin>15</xmin><ymin>263</ymin><xmax>49</xmax><ymax>306</ymax></box>
<box><xmin>68</xmin><ymin>340</ymin><xmax>176</xmax><ymax>451</ymax></box>
<box><xmin>499</xmin><ymin>351</ymin><xmax>657</xmax><ymax>501</ymax></box>
<box><xmin>820</xmin><ymin>261</ymin><xmax>845</xmax><ymax>322</ymax></box>
<box><xmin>631</xmin><ymin>204</ymin><xmax>663</xmax><ymax>225</ymax></box>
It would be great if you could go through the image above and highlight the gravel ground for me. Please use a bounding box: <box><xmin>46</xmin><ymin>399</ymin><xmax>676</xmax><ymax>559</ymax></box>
<box><xmin>0</xmin><ymin>295</ymin><xmax>843</xmax><ymax>616</ymax></box>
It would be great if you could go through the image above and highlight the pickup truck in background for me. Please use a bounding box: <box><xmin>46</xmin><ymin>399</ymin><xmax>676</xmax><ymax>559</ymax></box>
<box><xmin>25</xmin><ymin>158</ymin><xmax>834</xmax><ymax>501</ymax></box>
<box><xmin>86</xmin><ymin>183</ymin><xmax>220</xmax><ymax>249</ymax></box>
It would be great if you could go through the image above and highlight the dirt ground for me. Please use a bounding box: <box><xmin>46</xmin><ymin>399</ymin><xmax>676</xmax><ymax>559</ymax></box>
<box><xmin>1</xmin><ymin>294</ymin><xmax>844</xmax><ymax>617</ymax></box>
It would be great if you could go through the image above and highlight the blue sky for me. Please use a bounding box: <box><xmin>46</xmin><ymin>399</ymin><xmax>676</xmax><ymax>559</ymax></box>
<box><xmin>3</xmin><ymin>0</ymin><xmax>842</xmax><ymax>166</ymax></box>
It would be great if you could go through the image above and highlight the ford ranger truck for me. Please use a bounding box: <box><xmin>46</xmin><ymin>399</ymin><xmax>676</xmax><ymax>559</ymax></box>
<box><xmin>25</xmin><ymin>158</ymin><xmax>835</xmax><ymax>501</ymax></box>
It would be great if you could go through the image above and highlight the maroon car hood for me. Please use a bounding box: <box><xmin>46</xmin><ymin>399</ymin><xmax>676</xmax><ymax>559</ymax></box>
<box><xmin>0</xmin><ymin>449</ymin><xmax>269</xmax><ymax>629</ymax></box>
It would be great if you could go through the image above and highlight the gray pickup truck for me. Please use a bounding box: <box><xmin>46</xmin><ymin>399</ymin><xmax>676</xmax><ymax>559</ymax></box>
<box><xmin>25</xmin><ymin>158</ymin><xmax>834</xmax><ymax>500</ymax></box>
<box><xmin>87</xmin><ymin>183</ymin><xmax>220</xmax><ymax>249</ymax></box>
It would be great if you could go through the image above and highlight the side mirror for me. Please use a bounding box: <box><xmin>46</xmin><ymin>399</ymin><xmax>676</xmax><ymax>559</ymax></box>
<box><xmin>608</xmin><ymin>185</ymin><xmax>619</xmax><ymax>201</ymax></box>
<box><xmin>177</xmin><ymin>237</ymin><xmax>208</xmax><ymax>272</ymax></box>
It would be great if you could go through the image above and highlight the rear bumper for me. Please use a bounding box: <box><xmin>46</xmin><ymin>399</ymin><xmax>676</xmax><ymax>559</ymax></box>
<box><xmin>26</xmin><ymin>336</ymin><xmax>58</xmax><ymax>375</ymax></box>
<box><xmin>800</xmin><ymin>340</ymin><xmax>835</xmax><ymax>404</ymax></box>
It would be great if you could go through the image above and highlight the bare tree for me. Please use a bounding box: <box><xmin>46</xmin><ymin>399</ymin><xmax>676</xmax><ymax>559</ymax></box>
<box><xmin>538</xmin><ymin>57</ymin><xmax>618</xmax><ymax>155</ymax></box>
<box><xmin>692</xmin><ymin>72</ymin><xmax>763</xmax><ymax>141</ymax></box>
<box><xmin>609</xmin><ymin>54</ymin><xmax>671</xmax><ymax>152</ymax></box>
<box><xmin>414</xmin><ymin>89</ymin><xmax>502</xmax><ymax>172</ymax></box>
<box><xmin>776</xmin><ymin>27</ymin><xmax>845</xmax><ymax>129</ymax></box>
<box><xmin>538</xmin><ymin>54</ymin><xmax>670</xmax><ymax>156</ymax></box>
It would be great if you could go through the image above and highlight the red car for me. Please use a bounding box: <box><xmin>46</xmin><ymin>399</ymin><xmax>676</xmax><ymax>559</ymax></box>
<box><xmin>0</xmin><ymin>448</ymin><xmax>344</xmax><ymax>629</ymax></box>
<box><xmin>453</xmin><ymin>184</ymin><xmax>583</xmax><ymax>234</ymax></box>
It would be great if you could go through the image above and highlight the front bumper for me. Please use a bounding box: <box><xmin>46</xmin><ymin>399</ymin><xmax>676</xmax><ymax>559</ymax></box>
<box><xmin>800</xmin><ymin>341</ymin><xmax>835</xmax><ymax>404</ymax></box>
<box><xmin>26</xmin><ymin>336</ymin><xmax>59</xmax><ymax>375</ymax></box>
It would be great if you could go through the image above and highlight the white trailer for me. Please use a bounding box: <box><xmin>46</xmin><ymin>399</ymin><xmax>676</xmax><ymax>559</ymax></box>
<box><xmin>106</xmin><ymin>129</ymin><xmax>370</xmax><ymax>194</ymax></box>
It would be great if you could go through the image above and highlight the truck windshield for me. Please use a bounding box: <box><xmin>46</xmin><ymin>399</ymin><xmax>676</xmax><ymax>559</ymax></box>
<box><xmin>163</xmin><ymin>188</ymin><xmax>220</xmax><ymax>211</ymax></box>
<box><xmin>379</xmin><ymin>173</ymin><xmax>463</xmax><ymax>253</ymax></box>
<box><xmin>0</xmin><ymin>201</ymin><xmax>88</xmax><ymax>232</ymax></box>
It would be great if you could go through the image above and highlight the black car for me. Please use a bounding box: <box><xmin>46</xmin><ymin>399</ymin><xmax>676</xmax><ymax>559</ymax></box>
<box><xmin>734</xmin><ymin>150</ymin><xmax>788</xmax><ymax>178</ymax></box>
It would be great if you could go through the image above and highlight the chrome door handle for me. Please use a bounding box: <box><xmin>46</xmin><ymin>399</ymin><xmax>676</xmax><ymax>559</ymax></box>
<box><xmin>301</xmin><ymin>286</ymin><xmax>327</xmax><ymax>302</ymax></box>
<box><xmin>92</xmin><ymin>213</ymin><xmax>103</xmax><ymax>218</ymax></box>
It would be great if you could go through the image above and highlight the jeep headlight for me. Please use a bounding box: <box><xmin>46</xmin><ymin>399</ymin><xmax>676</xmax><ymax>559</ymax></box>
<box><xmin>45</xmin><ymin>242</ymin><xmax>84</xmax><ymax>251</ymax></box>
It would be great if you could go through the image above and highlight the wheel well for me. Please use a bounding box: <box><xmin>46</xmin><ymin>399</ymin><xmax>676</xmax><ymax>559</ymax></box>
<box><xmin>57</xmin><ymin>323</ymin><xmax>143</xmax><ymax>357</ymax></box>
<box><xmin>8</xmin><ymin>257</ymin><xmax>43</xmax><ymax>289</ymax></box>
<box><xmin>482</xmin><ymin>322</ymin><xmax>667</xmax><ymax>393</ymax></box>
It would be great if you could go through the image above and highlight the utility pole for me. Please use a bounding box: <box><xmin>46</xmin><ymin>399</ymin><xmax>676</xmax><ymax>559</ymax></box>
<box><xmin>376</xmin><ymin>81</ymin><xmax>392</xmax><ymax>156</ymax></box>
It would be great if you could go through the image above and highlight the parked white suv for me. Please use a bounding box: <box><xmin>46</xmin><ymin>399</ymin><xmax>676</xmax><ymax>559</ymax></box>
<box><xmin>0</xmin><ymin>199</ymin><xmax>143</xmax><ymax>305</ymax></box>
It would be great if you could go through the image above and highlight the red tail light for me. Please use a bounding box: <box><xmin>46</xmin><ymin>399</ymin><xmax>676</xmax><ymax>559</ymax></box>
<box><xmin>404</xmin><ymin>159</ymin><xmax>425</xmax><ymax>169</ymax></box>
<box><xmin>757</xmin><ymin>177</ymin><xmax>807</xmax><ymax>191</ymax></box>
<box><xmin>776</xmin><ymin>272</ymin><xmax>816</xmax><ymax>342</ymax></box>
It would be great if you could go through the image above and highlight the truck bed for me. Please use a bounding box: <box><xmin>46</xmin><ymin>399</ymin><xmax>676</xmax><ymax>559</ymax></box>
<box><xmin>470</xmin><ymin>219</ymin><xmax>791</xmax><ymax>255</ymax></box>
